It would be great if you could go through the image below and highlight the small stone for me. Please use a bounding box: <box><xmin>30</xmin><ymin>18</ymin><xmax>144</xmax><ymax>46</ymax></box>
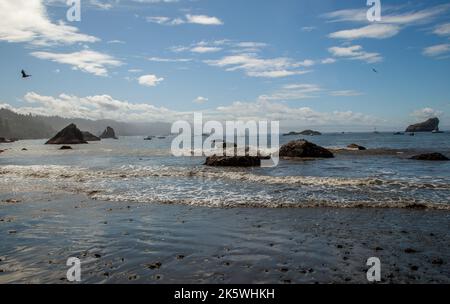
<box><xmin>404</xmin><ymin>248</ymin><xmax>417</xmax><ymax>254</ymax></box>
<box><xmin>146</xmin><ymin>262</ymin><xmax>162</xmax><ymax>270</ymax></box>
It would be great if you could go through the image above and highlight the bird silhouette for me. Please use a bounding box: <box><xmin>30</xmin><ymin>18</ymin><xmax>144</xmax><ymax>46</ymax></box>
<box><xmin>372</xmin><ymin>68</ymin><xmax>378</xmax><ymax>73</ymax></box>
<box><xmin>21</xmin><ymin>70</ymin><xmax>32</xmax><ymax>78</ymax></box>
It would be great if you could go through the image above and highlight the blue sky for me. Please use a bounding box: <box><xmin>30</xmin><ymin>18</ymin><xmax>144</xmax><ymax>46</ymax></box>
<box><xmin>0</xmin><ymin>0</ymin><xmax>449</xmax><ymax>131</ymax></box>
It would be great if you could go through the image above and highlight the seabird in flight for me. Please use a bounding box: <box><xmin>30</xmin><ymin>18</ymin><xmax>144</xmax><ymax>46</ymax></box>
<box><xmin>21</xmin><ymin>70</ymin><xmax>32</xmax><ymax>78</ymax></box>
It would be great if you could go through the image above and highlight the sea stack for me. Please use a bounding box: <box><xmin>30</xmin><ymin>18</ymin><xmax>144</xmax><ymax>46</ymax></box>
<box><xmin>279</xmin><ymin>140</ymin><xmax>334</xmax><ymax>158</ymax></box>
<box><xmin>82</xmin><ymin>131</ymin><xmax>101</xmax><ymax>141</ymax></box>
<box><xmin>45</xmin><ymin>124</ymin><xmax>88</xmax><ymax>145</ymax></box>
<box><xmin>406</xmin><ymin>118</ymin><xmax>439</xmax><ymax>132</ymax></box>
<box><xmin>100</xmin><ymin>127</ymin><xmax>118</xmax><ymax>139</ymax></box>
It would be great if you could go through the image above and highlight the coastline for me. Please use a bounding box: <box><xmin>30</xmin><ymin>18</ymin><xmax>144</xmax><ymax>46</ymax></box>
<box><xmin>1</xmin><ymin>191</ymin><xmax>449</xmax><ymax>284</ymax></box>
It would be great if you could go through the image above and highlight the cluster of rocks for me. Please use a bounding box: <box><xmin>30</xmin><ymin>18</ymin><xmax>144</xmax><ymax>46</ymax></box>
<box><xmin>45</xmin><ymin>124</ymin><xmax>118</xmax><ymax>147</ymax></box>
<box><xmin>0</xmin><ymin>137</ymin><xmax>17</xmax><ymax>143</ymax></box>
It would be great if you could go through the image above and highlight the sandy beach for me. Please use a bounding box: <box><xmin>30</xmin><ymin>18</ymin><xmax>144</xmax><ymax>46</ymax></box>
<box><xmin>1</xmin><ymin>190</ymin><xmax>448</xmax><ymax>284</ymax></box>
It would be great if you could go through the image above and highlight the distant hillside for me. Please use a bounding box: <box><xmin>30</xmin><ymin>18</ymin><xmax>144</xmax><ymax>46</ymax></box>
<box><xmin>0</xmin><ymin>108</ymin><xmax>171</xmax><ymax>139</ymax></box>
<box><xmin>0</xmin><ymin>109</ymin><xmax>55</xmax><ymax>139</ymax></box>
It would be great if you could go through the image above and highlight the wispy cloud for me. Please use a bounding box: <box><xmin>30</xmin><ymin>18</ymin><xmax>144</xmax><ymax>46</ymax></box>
<box><xmin>204</xmin><ymin>53</ymin><xmax>312</xmax><ymax>78</ymax></box>
<box><xmin>146</xmin><ymin>14</ymin><xmax>223</xmax><ymax>26</ymax></box>
<box><xmin>325</xmin><ymin>4</ymin><xmax>450</xmax><ymax>40</ymax></box>
<box><xmin>329</xmin><ymin>90</ymin><xmax>363</xmax><ymax>97</ymax></box>
<box><xmin>148</xmin><ymin>57</ymin><xmax>192</xmax><ymax>62</ymax></box>
<box><xmin>433</xmin><ymin>23</ymin><xmax>450</xmax><ymax>36</ymax></box>
<box><xmin>259</xmin><ymin>84</ymin><xmax>322</xmax><ymax>100</ymax></box>
<box><xmin>31</xmin><ymin>50</ymin><xmax>122</xmax><ymax>76</ymax></box>
<box><xmin>329</xmin><ymin>24</ymin><xmax>400</xmax><ymax>40</ymax></box>
<box><xmin>193</xmin><ymin>96</ymin><xmax>208</xmax><ymax>104</ymax></box>
<box><xmin>411</xmin><ymin>107</ymin><xmax>442</xmax><ymax>120</ymax></box>
<box><xmin>423</xmin><ymin>44</ymin><xmax>450</xmax><ymax>57</ymax></box>
<box><xmin>328</xmin><ymin>45</ymin><xmax>382</xmax><ymax>63</ymax></box>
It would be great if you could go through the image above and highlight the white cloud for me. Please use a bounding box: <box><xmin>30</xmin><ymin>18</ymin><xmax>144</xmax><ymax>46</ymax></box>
<box><xmin>148</xmin><ymin>57</ymin><xmax>192</xmax><ymax>62</ymax></box>
<box><xmin>423</xmin><ymin>44</ymin><xmax>450</xmax><ymax>57</ymax></box>
<box><xmin>193</xmin><ymin>96</ymin><xmax>208</xmax><ymax>104</ymax></box>
<box><xmin>411</xmin><ymin>108</ymin><xmax>442</xmax><ymax>120</ymax></box>
<box><xmin>328</xmin><ymin>45</ymin><xmax>382</xmax><ymax>63</ymax></box>
<box><xmin>329</xmin><ymin>24</ymin><xmax>400</xmax><ymax>40</ymax></box>
<box><xmin>2</xmin><ymin>92</ymin><xmax>381</xmax><ymax>127</ymax></box>
<box><xmin>205</xmin><ymin>53</ymin><xmax>311</xmax><ymax>78</ymax></box>
<box><xmin>324</xmin><ymin>4</ymin><xmax>450</xmax><ymax>40</ymax></box>
<box><xmin>0</xmin><ymin>0</ymin><xmax>98</xmax><ymax>46</ymax></box>
<box><xmin>90</xmin><ymin>0</ymin><xmax>113</xmax><ymax>10</ymax></box>
<box><xmin>433</xmin><ymin>23</ymin><xmax>450</xmax><ymax>36</ymax></box>
<box><xmin>259</xmin><ymin>84</ymin><xmax>322</xmax><ymax>101</ymax></box>
<box><xmin>329</xmin><ymin>90</ymin><xmax>363</xmax><ymax>97</ymax></box>
<box><xmin>185</xmin><ymin>14</ymin><xmax>223</xmax><ymax>25</ymax></box>
<box><xmin>7</xmin><ymin>92</ymin><xmax>187</xmax><ymax>122</ymax></box>
<box><xmin>138</xmin><ymin>74</ymin><xmax>164</xmax><ymax>87</ymax></box>
<box><xmin>191</xmin><ymin>46</ymin><xmax>222</xmax><ymax>53</ymax></box>
<box><xmin>31</xmin><ymin>50</ymin><xmax>122</xmax><ymax>76</ymax></box>
<box><xmin>146</xmin><ymin>14</ymin><xmax>223</xmax><ymax>26</ymax></box>
<box><xmin>321</xmin><ymin>58</ymin><xmax>336</xmax><ymax>64</ymax></box>
<box><xmin>301</xmin><ymin>26</ymin><xmax>317</xmax><ymax>32</ymax></box>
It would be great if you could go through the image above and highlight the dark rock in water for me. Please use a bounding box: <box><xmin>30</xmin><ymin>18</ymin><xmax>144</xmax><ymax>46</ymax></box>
<box><xmin>393</xmin><ymin>132</ymin><xmax>404</xmax><ymax>135</ymax></box>
<box><xmin>82</xmin><ymin>131</ymin><xmax>101</xmax><ymax>141</ymax></box>
<box><xmin>213</xmin><ymin>140</ymin><xmax>238</xmax><ymax>149</ymax></box>
<box><xmin>144</xmin><ymin>136</ymin><xmax>154</xmax><ymax>140</ymax></box>
<box><xmin>21</xmin><ymin>148</ymin><xmax>27</xmax><ymax>151</ymax></box>
<box><xmin>283</xmin><ymin>130</ymin><xmax>321</xmax><ymax>136</ymax></box>
<box><xmin>100</xmin><ymin>127</ymin><xmax>118</xmax><ymax>139</ymax></box>
<box><xmin>60</xmin><ymin>146</ymin><xmax>73</xmax><ymax>150</ymax></box>
<box><xmin>410</xmin><ymin>153</ymin><xmax>449</xmax><ymax>161</ymax></box>
<box><xmin>347</xmin><ymin>144</ymin><xmax>367</xmax><ymax>150</ymax></box>
<box><xmin>45</xmin><ymin>124</ymin><xmax>88</xmax><ymax>145</ymax></box>
<box><xmin>205</xmin><ymin>155</ymin><xmax>269</xmax><ymax>167</ymax></box>
<box><xmin>279</xmin><ymin>140</ymin><xmax>334</xmax><ymax>158</ymax></box>
<box><xmin>0</xmin><ymin>149</ymin><xmax>4</xmax><ymax>154</ymax></box>
<box><xmin>0</xmin><ymin>137</ymin><xmax>16</xmax><ymax>143</ymax></box>
<box><xmin>406</xmin><ymin>118</ymin><xmax>439</xmax><ymax>132</ymax></box>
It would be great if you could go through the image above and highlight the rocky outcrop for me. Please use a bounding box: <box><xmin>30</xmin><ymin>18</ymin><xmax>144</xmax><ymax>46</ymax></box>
<box><xmin>347</xmin><ymin>144</ymin><xmax>367</xmax><ymax>150</ymax></box>
<box><xmin>283</xmin><ymin>130</ymin><xmax>322</xmax><ymax>136</ymax></box>
<box><xmin>205</xmin><ymin>155</ymin><xmax>269</xmax><ymax>167</ymax></box>
<box><xmin>45</xmin><ymin>124</ymin><xmax>87</xmax><ymax>145</ymax></box>
<box><xmin>410</xmin><ymin>153</ymin><xmax>449</xmax><ymax>161</ymax></box>
<box><xmin>82</xmin><ymin>131</ymin><xmax>101</xmax><ymax>141</ymax></box>
<box><xmin>406</xmin><ymin>118</ymin><xmax>439</xmax><ymax>132</ymax></box>
<box><xmin>60</xmin><ymin>146</ymin><xmax>73</xmax><ymax>150</ymax></box>
<box><xmin>100</xmin><ymin>127</ymin><xmax>118</xmax><ymax>139</ymax></box>
<box><xmin>279</xmin><ymin>140</ymin><xmax>334</xmax><ymax>158</ymax></box>
<box><xmin>0</xmin><ymin>137</ymin><xmax>16</xmax><ymax>143</ymax></box>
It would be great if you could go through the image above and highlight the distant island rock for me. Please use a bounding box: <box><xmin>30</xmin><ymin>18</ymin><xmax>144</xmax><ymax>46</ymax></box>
<box><xmin>347</xmin><ymin>144</ymin><xmax>367</xmax><ymax>150</ymax></box>
<box><xmin>100</xmin><ymin>127</ymin><xmax>118</xmax><ymax>139</ymax></box>
<box><xmin>283</xmin><ymin>130</ymin><xmax>322</xmax><ymax>136</ymax></box>
<box><xmin>45</xmin><ymin>124</ymin><xmax>88</xmax><ymax>145</ymax></box>
<box><xmin>410</xmin><ymin>153</ymin><xmax>449</xmax><ymax>161</ymax></box>
<box><xmin>82</xmin><ymin>131</ymin><xmax>101</xmax><ymax>141</ymax></box>
<box><xmin>279</xmin><ymin>140</ymin><xmax>334</xmax><ymax>158</ymax></box>
<box><xmin>406</xmin><ymin>118</ymin><xmax>439</xmax><ymax>132</ymax></box>
<box><xmin>205</xmin><ymin>155</ymin><xmax>269</xmax><ymax>167</ymax></box>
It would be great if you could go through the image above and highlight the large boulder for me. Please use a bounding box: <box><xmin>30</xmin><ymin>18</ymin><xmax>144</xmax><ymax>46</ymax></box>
<box><xmin>410</xmin><ymin>153</ymin><xmax>449</xmax><ymax>161</ymax></box>
<box><xmin>406</xmin><ymin>118</ymin><xmax>439</xmax><ymax>132</ymax></box>
<box><xmin>205</xmin><ymin>155</ymin><xmax>268</xmax><ymax>167</ymax></box>
<box><xmin>279</xmin><ymin>140</ymin><xmax>334</xmax><ymax>158</ymax></box>
<box><xmin>100</xmin><ymin>127</ymin><xmax>118</xmax><ymax>139</ymax></box>
<box><xmin>82</xmin><ymin>131</ymin><xmax>101</xmax><ymax>141</ymax></box>
<box><xmin>45</xmin><ymin>124</ymin><xmax>87</xmax><ymax>145</ymax></box>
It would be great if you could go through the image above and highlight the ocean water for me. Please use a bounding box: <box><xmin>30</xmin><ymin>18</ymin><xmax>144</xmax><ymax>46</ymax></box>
<box><xmin>1</xmin><ymin>132</ymin><xmax>450</xmax><ymax>209</ymax></box>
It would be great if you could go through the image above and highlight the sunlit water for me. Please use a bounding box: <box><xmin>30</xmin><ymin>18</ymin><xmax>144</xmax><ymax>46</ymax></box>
<box><xmin>1</xmin><ymin>132</ymin><xmax>450</xmax><ymax>209</ymax></box>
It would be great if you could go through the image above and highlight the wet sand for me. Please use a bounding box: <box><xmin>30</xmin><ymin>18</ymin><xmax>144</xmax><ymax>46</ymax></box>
<box><xmin>0</xmin><ymin>191</ymin><xmax>449</xmax><ymax>284</ymax></box>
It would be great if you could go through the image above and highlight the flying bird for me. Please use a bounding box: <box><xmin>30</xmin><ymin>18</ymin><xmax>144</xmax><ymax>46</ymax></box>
<box><xmin>372</xmin><ymin>68</ymin><xmax>378</xmax><ymax>73</ymax></box>
<box><xmin>21</xmin><ymin>70</ymin><xmax>32</xmax><ymax>78</ymax></box>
